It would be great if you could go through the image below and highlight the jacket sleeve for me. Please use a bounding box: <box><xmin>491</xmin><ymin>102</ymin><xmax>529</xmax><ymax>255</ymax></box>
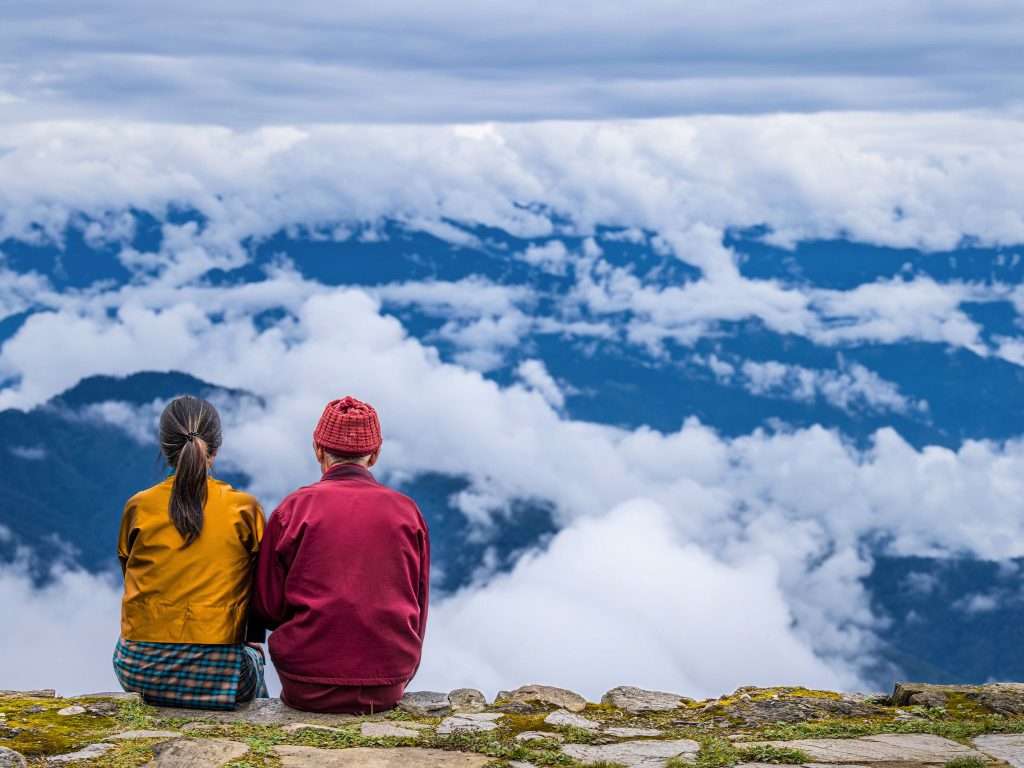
<box><xmin>415</xmin><ymin>509</ymin><xmax>430</xmax><ymax>642</ymax></box>
<box><xmin>243</xmin><ymin>502</ymin><xmax>268</xmax><ymax>643</ymax></box>
<box><xmin>117</xmin><ymin>501</ymin><xmax>136</xmax><ymax>576</ymax></box>
<box><xmin>251</xmin><ymin>503</ymin><xmax>291</xmax><ymax>631</ymax></box>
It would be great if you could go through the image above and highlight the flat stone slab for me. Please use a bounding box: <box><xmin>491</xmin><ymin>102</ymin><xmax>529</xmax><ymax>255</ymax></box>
<box><xmin>606</xmin><ymin>726</ymin><xmax>664</xmax><ymax>737</ymax></box>
<box><xmin>47</xmin><ymin>743</ymin><xmax>116</xmax><ymax>763</ymax></box>
<box><xmin>144</xmin><ymin>738</ymin><xmax>249</xmax><ymax>767</ymax></box>
<box><xmin>274</xmin><ymin>745</ymin><xmax>492</xmax><ymax>767</ymax></box>
<box><xmin>437</xmin><ymin>713</ymin><xmax>502</xmax><ymax>734</ymax></box>
<box><xmin>0</xmin><ymin>690</ymin><xmax>56</xmax><ymax>698</ymax></box>
<box><xmin>974</xmin><ymin>734</ymin><xmax>1024</xmax><ymax>767</ymax></box>
<box><xmin>602</xmin><ymin>686</ymin><xmax>689</xmax><ymax>713</ymax></box>
<box><xmin>152</xmin><ymin>698</ymin><xmax>357</xmax><ymax>725</ymax></box>
<box><xmin>745</xmin><ymin>734</ymin><xmax>985</xmax><ymax>762</ymax></box>
<box><xmin>361</xmin><ymin>722</ymin><xmax>424</xmax><ymax>738</ymax></box>
<box><xmin>106</xmin><ymin>730</ymin><xmax>182</xmax><ymax>740</ymax></box>
<box><xmin>543</xmin><ymin>709</ymin><xmax>600</xmax><ymax>730</ymax></box>
<box><xmin>562</xmin><ymin>738</ymin><xmax>700</xmax><ymax>767</ymax></box>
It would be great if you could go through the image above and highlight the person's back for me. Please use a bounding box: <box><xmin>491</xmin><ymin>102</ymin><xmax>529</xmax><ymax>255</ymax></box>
<box><xmin>114</xmin><ymin>395</ymin><xmax>267</xmax><ymax>710</ymax></box>
<box><xmin>120</xmin><ymin>477</ymin><xmax>263</xmax><ymax>642</ymax></box>
<box><xmin>252</xmin><ymin>396</ymin><xmax>429</xmax><ymax>714</ymax></box>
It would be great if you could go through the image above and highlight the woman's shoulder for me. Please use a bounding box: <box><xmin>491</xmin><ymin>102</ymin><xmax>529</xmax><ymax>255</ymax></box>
<box><xmin>208</xmin><ymin>477</ymin><xmax>263</xmax><ymax>513</ymax></box>
<box><xmin>125</xmin><ymin>478</ymin><xmax>174</xmax><ymax>510</ymax></box>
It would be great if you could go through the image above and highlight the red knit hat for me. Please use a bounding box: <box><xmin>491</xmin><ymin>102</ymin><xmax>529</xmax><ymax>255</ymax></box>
<box><xmin>313</xmin><ymin>396</ymin><xmax>383</xmax><ymax>455</ymax></box>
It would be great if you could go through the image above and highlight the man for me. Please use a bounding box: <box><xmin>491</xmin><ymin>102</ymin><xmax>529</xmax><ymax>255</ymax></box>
<box><xmin>252</xmin><ymin>396</ymin><xmax>430</xmax><ymax>713</ymax></box>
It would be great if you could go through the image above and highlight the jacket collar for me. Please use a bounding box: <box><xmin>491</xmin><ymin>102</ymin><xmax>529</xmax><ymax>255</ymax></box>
<box><xmin>322</xmin><ymin>462</ymin><xmax>378</xmax><ymax>484</ymax></box>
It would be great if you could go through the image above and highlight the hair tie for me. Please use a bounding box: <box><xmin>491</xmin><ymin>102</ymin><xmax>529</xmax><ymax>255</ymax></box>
<box><xmin>186</xmin><ymin>431</ymin><xmax>199</xmax><ymax>442</ymax></box>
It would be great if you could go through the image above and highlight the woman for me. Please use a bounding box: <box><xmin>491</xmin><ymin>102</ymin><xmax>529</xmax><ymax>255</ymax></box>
<box><xmin>113</xmin><ymin>395</ymin><xmax>267</xmax><ymax>710</ymax></box>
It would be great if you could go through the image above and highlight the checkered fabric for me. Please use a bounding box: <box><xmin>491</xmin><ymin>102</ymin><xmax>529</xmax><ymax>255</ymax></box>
<box><xmin>113</xmin><ymin>638</ymin><xmax>266</xmax><ymax>710</ymax></box>
<box><xmin>313</xmin><ymin>396</ymin><xmax>382</xmax><ymax>455</ymax></box>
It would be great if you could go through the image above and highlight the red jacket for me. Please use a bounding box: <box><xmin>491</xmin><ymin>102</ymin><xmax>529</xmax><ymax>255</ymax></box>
<box><xmin>252</xmin><ymin>463</ymin><xmax>430</xmax><ymax>686</ymax></box>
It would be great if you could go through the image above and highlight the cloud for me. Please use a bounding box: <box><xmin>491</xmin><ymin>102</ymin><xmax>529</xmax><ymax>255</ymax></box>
<box><xmin>7</xmin><ymin>274</ymin><xmax>1024</xmax><ymax>693</ymax></box>
<box><xmin>0</xmin><ymin>559</ymin><xmax>122</xmax><ymax>694</ymax></box>
<box><xmin>0</xmin><ymin>113</ymin><xmax>1023</xmax><ymax>695</ymax></box>
<box><xmin>1</xmin><ymin>3</ymin><xmax>1023</xmax><ymax>123</ymax></box>
<box><xmin>515</xmin><ymin>359</ymin><xmax>565</xmax><ymax>409</ymax></box>
<box><xmin>716</xmin><ymin>357</ymin><xmax>922</xmax><ymax>414</ymax></box>
<box><xmin>416</xmin><ymin>500</ymin><xmax>858</xmax><ymax>699</ymax></box>
<box><xmin>9</xmin><ymin>445</ymin><xmax>47</xmax><ymax>460</ymax></box>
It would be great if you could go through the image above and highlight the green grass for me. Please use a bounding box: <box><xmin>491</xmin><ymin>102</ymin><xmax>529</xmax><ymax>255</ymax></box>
<box><xmin>737</xmin><ymin>744</ymin><xmax>811</xmax><ymax>764</ymax></box>
<box><xmin>944</xmin><ymin>758</ymin><xmax>990</xmax><ymax>768</ymax></box>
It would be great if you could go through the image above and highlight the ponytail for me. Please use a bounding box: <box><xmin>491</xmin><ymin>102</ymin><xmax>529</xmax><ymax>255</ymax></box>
<box><xmin>159</xmin><ymin>396</ymin><xmax>223</xmax><ymax>547</ymax></box>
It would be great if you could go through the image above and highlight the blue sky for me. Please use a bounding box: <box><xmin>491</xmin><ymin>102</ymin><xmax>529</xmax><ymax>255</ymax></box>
<box><xmin>2</xmin><ymin>2</ymin><xmax>1024</xmax><ymax>699</ymax></box>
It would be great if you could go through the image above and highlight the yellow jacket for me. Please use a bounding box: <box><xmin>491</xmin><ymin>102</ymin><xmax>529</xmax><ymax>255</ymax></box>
<box><xmin>118</xmin><ymin>476</ymin><xmax>265</xmax><ymax>644</ymax></box>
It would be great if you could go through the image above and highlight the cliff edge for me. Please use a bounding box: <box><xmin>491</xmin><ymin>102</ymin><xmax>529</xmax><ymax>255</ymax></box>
<box><xmin>4</xmin><ymin>682</ymin><xmax>1024</xmax><ymax>767</ymax></box>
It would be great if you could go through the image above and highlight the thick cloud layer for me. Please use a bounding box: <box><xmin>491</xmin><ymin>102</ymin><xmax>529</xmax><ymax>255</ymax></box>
<box><xmin>1</xmin><ymin>113</ymin><xmax>1024</xmax><ymax>695</ymax></box>
<box><xmin>1</xmin><ymin>3</ymin><xmax>1023</xmax><ymax>122</ymax></box>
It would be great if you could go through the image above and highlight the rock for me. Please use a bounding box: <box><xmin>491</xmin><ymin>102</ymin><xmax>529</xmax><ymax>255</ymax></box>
<box><xmin>602</xmin><ymin>686</ymin><xmax>689</xmax><ymax>713</ymax></box>
<box><xmin>562</xmin><ymin>738</ymin><xmax>700</xmax><ymax>767</ymax></box>
<box><xmin>508</xmin><ymin>762</ymin><xmax>536</xmax><ymax>768</ymax></box>
<box><xmin>47</xmin><ymin>743</ymin><xmax>116</xmax><ymax>763</ymax></box>
<box><xmin>542</xmin><ymin>709</ymin><xmax>600</xmax><ymax>730</ymax></box>
<box><xmin>84</xmin><ymin>701</ymin><xmax>118</xmax><ymax>716</ymax></box>
<box><xmin>0</xmin><ymin>747</ymin><xmax>26</xmax><ymax>768</ymax></box>
<box><xmin>106</xmin><ymin>730</ymin><xmax>182</xmax><ymax>741</ymax></box>
<box><xmin>56</xmin><ymin>705</ymin><xmax>86</xmax><ymax>716</ymax></box>
<box><xmin>0</xmin><ymin>689</ymin><xmax>56</xmax><ymax>698</ymax></box>
<box><xmin>24</xmin><ymin>706</ymin><xmax>44</xmax><ymax>714</ymax></box>
<box><xmin>398</xmin><ymin>691</ymin><xmax>452</xmax><ymax>718</ymax></box>
<box><xmin>361</xmin><ymin>722</ymin><xmax>423</xmax><ymax>738</ymax></box>
<box><xmin>143</xmin><ymin>738</ymin><xmax>249</xmax><ymax>767</ymax></box>
<box><xmin>281</xmin><ymin>723</ymin><xmax>344</xmax><ymax>734</ymax></box>
<box><xmin>495</xmin><ymin>684</ymin><xmax>587</xmax><ymax>713</ymax></box>
<box><xmin>606</xmin><ymin>726</ymin><xmax>663</xmax><ymax>737</ymax></box>
<box><xmin>180</xmin><ymin>722</ymin><xmax>221</xmax><ymax>732</ymax></box>
<box><xmin>892</xmin><ymin>681</ymin><xmax>1024</xmax><ymax>714</ymax></box>
<box><xmin>274</xmin><ymin>745</ymin><xmax>491</xmax><ymax>767</ymax></box>
<box><xmin>975</xmin><ymin>734</ymin><xmax>1024</xmax><ymax>767</ymax></box>
<box><xmin>153</xmin><ymin>697</ymin><xmax>356</xmax><ymax>725</ymax></box>
<box><xmin>436</xmin><ymin>713</ymin><xmax>502</xmax><ymax>734</ymax></box>
<box><xmin>515</xmin><ymin>731</ymin><xmax>564</xmax><ymax>743</ymax></box>
<box><xmin>706</xmin><ymin>688</ymin><xmax>886</xmax><ymax>727</ymax></box>
<box><xmin>448</xmin><ymin>688</ymin><xmax>487</xmax><ymax>713</ymax></box>
<box><xmin>744</xmin><ymin>734</ymin><xmax>986</xmax><ymax>762</ymax></box>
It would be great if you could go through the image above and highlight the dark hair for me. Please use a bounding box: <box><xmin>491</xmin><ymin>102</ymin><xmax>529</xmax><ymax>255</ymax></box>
<box><xmin>159</xmin><ymin>396</ymin><xmax>222</xmax><ymax>547</ymax></box>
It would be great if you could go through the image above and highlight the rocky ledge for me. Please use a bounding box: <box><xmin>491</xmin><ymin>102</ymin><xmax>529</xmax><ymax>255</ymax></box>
<box><xmin>4</xmin><ymin>682</ymin><xmax>1024</xmax><ymax>767</ymax></box>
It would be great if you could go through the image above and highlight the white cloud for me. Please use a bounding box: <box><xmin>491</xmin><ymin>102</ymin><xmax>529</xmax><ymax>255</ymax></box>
<box><xmin>518</xmin><ymin>241</ymin><xmax>571</xmax><ymax>275</ymax></box>
<box><xmin>953</xmin><ymin>593</ymin><xmax>1001</xmax><ymax>615</ymax></box>
<box><xmin>416</xmin><ymin>500</ymin><xmax>857</xmax><ymax>700</ymax></box>
<box><xmin>731</xmin><ymin>358</ymin><xmax>919</xmax><ymax>414</ymax></box>
<box><xmin>9</xmin><ymin>445</ymin><xmax>46</xmax><ymax>460</ymax></box>
<box><xmin>516</xmin><ymin>359</ymin><xmax>564</xmax><ymax>409</ymax></box>
<box><xmin>0</xmin><ymin>560</ymin><xmax>122</xmax><ymax>694</ymax></box>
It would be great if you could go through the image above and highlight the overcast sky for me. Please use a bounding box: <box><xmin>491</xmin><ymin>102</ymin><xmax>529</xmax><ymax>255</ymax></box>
<box><xmin>1</xmin><ymin>1</ymin><xmax>1023</xmax><ymax>123</ymax></box>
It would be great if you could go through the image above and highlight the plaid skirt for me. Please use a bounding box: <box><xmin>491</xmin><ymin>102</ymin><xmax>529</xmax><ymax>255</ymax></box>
<box><xmin>113</xmin><ymin>638</ymin><xmax>267</xmax><ymax>710</ymax></box>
